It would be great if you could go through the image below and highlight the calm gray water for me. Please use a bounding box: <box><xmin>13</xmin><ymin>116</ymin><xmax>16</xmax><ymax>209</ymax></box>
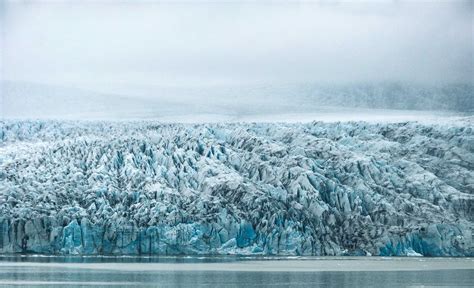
<box><xmin>0</xmin><ymin>256</ymin><xmax>472</xmax><ymax>287</ymax></box>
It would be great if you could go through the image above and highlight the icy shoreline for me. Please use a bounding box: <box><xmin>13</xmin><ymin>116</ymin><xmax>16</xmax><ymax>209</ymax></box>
<box><xmin>0</xmin><ymin>119</ymin><xmax>472</xmax><ymax>256</ymax></box>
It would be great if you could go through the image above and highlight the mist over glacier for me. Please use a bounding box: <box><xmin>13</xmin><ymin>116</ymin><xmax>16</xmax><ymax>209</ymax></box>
<box><xmin>1</xmin><ymin>1</ymin><xmax>472</xmax><ymax>120</ymax></box>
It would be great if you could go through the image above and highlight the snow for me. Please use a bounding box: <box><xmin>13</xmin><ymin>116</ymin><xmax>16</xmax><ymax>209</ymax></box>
<box><xmin>0</xmin><ymin>118</ymin><xmax>473</xmax><ymax>256</ymax></box>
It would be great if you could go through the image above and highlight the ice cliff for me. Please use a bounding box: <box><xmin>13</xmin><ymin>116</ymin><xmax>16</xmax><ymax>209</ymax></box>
<box><xmin>0</xmin><ymin>119</ymin><xmax>472</xmax><ymax>256</ymax></box>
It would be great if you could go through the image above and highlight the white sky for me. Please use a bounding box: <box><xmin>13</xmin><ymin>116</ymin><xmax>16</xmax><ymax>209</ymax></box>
<box><xmin>1</xmin><ymin>0</ymin><xmax>473</xmax><ymax>92</ymax></box>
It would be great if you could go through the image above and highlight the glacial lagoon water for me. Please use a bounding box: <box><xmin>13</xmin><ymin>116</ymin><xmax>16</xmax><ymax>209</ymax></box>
<box><xmin>0</xmin><ymin>256</ymin><xmax>472</xmax><ymax>287</ymax></box>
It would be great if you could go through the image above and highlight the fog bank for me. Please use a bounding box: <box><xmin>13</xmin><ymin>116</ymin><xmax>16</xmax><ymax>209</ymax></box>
<box><xmin>1</xmin><ymin>1</ymin><xmax>472</xmax><ymax>119</ymax></box>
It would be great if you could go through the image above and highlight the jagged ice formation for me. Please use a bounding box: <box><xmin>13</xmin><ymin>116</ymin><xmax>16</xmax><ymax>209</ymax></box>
<box><xmin>0</xmin><ymin>119</ymin><xmax>472</xmax><ymax>256</ymax></box>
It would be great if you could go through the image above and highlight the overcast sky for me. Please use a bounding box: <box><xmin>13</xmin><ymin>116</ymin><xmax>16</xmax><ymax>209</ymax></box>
<box><xmin>1</xmin><ymin>0</ymin><xmax>473</xmax><ymax>93</ymax></box>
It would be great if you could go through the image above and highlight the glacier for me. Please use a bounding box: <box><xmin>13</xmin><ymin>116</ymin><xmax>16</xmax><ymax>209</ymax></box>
<box><xmin>0</xmin><ymin>119</ymin><xmax>472</xmax><ymax>256</ymax></box>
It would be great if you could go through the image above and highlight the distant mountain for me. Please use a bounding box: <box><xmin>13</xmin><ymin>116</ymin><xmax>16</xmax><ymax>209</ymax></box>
<box><xmin>87</xmin><ymin>82</ymin><xmax>474</xmax><ymax>113</ymax></box>
<box><xmin>301</xmin><ymin>82</ymin><xmax>474</xmax><ymax>112</ymax></box>
<box><xmin>1</xmin><ymin>81</ymin><xmax>472</xmax><ymax>120</ymax></box>
<box><xmin>1</xmin><ymin>81</ymin><xmax>185</xmax><ymax>120</ymax></box>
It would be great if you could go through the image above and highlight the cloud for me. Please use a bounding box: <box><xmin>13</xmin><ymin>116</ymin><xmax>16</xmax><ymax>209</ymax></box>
<box><xmin>1</xmin><ymin>0</ymin><xmax>472</xmax><ymax>91</ymax></box>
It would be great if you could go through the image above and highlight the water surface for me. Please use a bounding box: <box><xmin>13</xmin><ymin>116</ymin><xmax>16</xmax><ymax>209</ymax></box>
<box><xmin>0</xmin><ymin>256</ymin><xmax>472</xmax><ymax>287</ymax></box>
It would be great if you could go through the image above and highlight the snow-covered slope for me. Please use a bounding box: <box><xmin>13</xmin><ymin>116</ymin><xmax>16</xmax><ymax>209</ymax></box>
<box><xmin>3</xmin><ymin>81</ymin><xmax>473</xmax><ymax>121</ymax></box>
<box><xmin>1</xmin><ymin>81</ymin><xmax>185</xmax><ymax>120</ymax></box>
<box><xmin>0</xmin><ymin>119</ymin><xmax>472</xmax><ymax>256</ymax></box>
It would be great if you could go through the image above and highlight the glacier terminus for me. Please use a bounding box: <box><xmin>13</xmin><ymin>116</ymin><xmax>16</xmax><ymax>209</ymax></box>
<box><xmin>0</xmin><ymin>119</ymin><xmax>472</xmax><ymax>257</ymax></box>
